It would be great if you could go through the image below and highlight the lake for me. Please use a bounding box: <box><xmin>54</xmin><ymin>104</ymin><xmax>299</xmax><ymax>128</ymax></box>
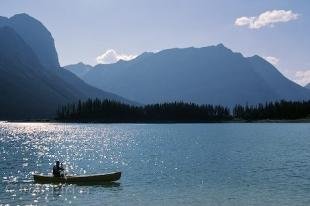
<box><xmin>1</xmin><ymin>122</ymin><xmax>310</xmax><ymax>205</ymax></box>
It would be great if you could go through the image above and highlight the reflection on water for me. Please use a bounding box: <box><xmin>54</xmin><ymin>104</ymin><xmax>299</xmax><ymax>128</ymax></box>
<box><xmin>1</xmin><ymin>122</ymin><xmax>310</xmax><ymax>205</ymax></box>
<box><xmin>0</xmin><ymin>122</ymin><xmax>130</xmax><ymax>205</ymax></box>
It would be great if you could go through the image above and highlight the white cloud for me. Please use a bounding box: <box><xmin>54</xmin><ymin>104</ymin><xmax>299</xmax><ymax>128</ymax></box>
<box><xmin>96</xmin><ymin>49</ymin><xmax>137</xmax><ymax>64</ymax></box>
<box><xmin>235</xmin><ymin>10</ymin><xmax>299</xmax><ymax>29</ymax></box>
<box><xmin>293</xmin><ymin>70</ymin><xmax>310</xmax><ymax>86</ymax></box>
<box><xmin>264</xmin><ymin>56</ymin><xmax>279</xmax><ymax>66</ymax></box>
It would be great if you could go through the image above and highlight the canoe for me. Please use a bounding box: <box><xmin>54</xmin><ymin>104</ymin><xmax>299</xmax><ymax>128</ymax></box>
<box><xmin>33</xmin><ymin>171</ymin><xmax>121</xmax><ymax>183</ymax></box>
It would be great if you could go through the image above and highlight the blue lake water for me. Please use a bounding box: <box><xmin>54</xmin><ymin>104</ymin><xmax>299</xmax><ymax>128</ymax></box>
<box><xmin>1</xmin><ymin>122</ymin><xmax>310</xmax><ymax>205</ymax></box>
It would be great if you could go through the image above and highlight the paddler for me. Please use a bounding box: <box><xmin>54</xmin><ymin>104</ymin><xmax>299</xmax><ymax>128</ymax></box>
<box><xmin>52</xmin><ymin>161</ymin><xmax>65</xmax><ymax>177</ymax></box>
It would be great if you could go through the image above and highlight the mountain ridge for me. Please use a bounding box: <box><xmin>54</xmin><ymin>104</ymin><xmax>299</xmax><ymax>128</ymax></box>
<box><xmin>65</xmin><ymin>44</ymin><xmax>310</xmax><ymax>106</ymax></box>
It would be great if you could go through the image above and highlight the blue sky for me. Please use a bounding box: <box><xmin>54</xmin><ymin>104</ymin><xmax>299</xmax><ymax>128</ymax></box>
<box><xmin>1</xmin><ymin>0</ymin><xmax>309</xmax><ymax>85</ymax></box>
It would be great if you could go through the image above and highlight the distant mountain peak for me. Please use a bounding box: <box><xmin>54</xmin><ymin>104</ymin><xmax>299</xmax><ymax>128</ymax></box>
<box><xmin>216</xmin><ymin>43</ymin><xmax>225</xmax><ymax>48</ymax></box>
<box><xmin>215</xmin><ymin>43</ymin><xmax>230</xmax><ymax>50</ymax></box>
<box><xmin>76</xmin><ymin>62</ymin><xmax>91</xmax><ymax>66</ymax></box>
<box><xmin>213</xmin><ymin>43</ymin><xmax>236</xmax><ymax>54</ymax></box>
<box><xmin>11</xmin><ymin>13</ymin><xmax>34</xmax><ymax>19</ymax></box>
<box><xmin>64</xmin><ymin>62</ymin><xmax>94</xmax><ymax>78</ymax></box>
<box><xmin>250</xmin><ymin>54</ymin><xmax>263</xmax><ymax>60</ymax></box>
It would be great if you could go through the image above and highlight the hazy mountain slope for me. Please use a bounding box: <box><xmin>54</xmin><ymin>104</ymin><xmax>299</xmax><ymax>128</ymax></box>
<box><xmin>305</xmin><ymin>83</ymin><xmax>310</xmax><ymax>89</ymax></box>
<box><xmin>248</xmin><ymin>55</ymin><xmax>310</xmax><ymax>100</ymax></box>
<box><xmin>56</xmin><ymin>68</ymin><xmax>127</xmax><ymax>101</ymax></box>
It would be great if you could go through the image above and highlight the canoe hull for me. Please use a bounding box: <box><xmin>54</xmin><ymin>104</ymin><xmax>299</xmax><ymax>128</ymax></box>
<box><xmin>33</xmin><ymin>172</ymin><xmax>121</xmax><ymax>183</ymax></box>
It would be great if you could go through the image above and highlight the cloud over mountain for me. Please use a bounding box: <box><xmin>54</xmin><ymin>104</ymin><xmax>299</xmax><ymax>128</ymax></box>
<box><xmin>96</xmin><ymin>49</ymin><xmax>137</xmax><ymax>64</ymax></box>
<box><xmin>235</xmin><ymin>10</ymin><xmax>298</xmax><ymax>29</ymax></box>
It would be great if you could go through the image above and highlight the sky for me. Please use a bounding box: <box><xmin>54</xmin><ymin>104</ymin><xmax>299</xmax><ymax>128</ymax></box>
<box><xmin>0</xmin><ymin>0</ymin><xmax>309</xmax><ymax>85</ymax></box>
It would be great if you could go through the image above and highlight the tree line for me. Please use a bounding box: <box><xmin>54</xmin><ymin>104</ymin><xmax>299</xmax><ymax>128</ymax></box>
<box><xmin>233</xmin><ymin>100</ymin><xmax>310</xmax><ymax>120</ymax></box>
<box><xmin>56</xmin><ymin>99</ymin><xmax>231</xmax><ymax>122</ymax></box>
<box><xmin>56</xmin><ymin>99</ymin><xmax>310</xmax><ymax>122</ymax></box>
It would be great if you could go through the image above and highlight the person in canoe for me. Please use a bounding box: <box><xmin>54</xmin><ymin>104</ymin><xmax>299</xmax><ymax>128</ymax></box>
<box><xmin>53</xmin><ymin>161</ymin><xmax>65</xmax><ymax>177</ymax></box>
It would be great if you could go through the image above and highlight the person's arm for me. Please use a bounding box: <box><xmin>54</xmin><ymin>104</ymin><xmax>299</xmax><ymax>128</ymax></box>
<box><xmin>52</xmin><ymin>166</ymin><xmax>56</xmax><ymax>175</ymax></box>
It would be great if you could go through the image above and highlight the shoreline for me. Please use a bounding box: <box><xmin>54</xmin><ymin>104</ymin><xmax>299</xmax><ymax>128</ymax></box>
<box><xmin>4</xmin><ymin>118</ymin><xmax>310</xmax><ymax>124</ymax></box>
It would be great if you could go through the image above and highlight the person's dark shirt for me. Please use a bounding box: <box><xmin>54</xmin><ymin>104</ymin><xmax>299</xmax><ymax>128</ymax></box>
<box><xmin>53</xmin><ymin>164</ymin><xmax>64</xmax><ymax>177</ymax></box>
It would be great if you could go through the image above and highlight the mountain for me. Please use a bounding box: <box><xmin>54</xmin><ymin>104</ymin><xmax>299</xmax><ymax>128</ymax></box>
<box><xmin>65</xmin><ymin>62</ymin><xmax>92</xmax><ymax>78</ymax></box>
<box><xmin>305</xmin><ymin>84</ymin><xmax>310</xmax><ymax>89</ymax></box>
<box><xmin>0</xmin><ymin>13</ymin><xmax>59</xmax><ymax>70</ymax></box>
<box><xmin>0</xmin><ymin>27</ymin><xmax>67</xmax><ymax>119</ymax></box>
<box><xmin>0</xmin><ymin>27</ymin><xmax>128</xmax><ymax>119</ymax></box>
<box><xmin>248</xmin><ymin>56</ymin><xmax>310</xmax><ymax>100</ymax></box>
<box><xmin>66</xmin><ymin>44</ymin><xmax>310</xmax><ymax>106</ymax></box>
<box><xmin>0</xmin><ymin>14</ymin><xmax>130</xmax><ymax>119</ymax></box>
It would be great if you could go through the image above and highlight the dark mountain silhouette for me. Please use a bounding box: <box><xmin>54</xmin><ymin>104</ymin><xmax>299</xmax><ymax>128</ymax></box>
<box><xmin>65</xmin><ymin>44</ymin><xmax>310</xmax><ymax>106</ymax></box>
<box><xmin>0</xmin><ymin>13</ymin><xmax>59</xmax><ymax>70</ymax></box>
<box><xmin>0</xmin><ymin>15</ymin><xmax>130</xmax><ymax>119</ymax></box>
